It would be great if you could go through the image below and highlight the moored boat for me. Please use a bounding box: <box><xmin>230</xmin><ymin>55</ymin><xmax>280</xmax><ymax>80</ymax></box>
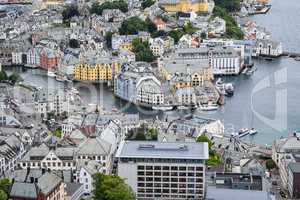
<box><xmin>249</xmin><ymin>128</ymin><xmax>258</xmax><ymax>135</ymax></box>
<box><xmin>238</xmin><ymin>128</ymin><xmax>250</xmax><ymax>138</ymax></box>
<box><xmin>199</xmin><ymin>103</ymin><xmax>218</xmax><ymax>111</ymax></box>
<box><xmin>47</xmin><ymin>71</ymin><xmax>56</xmax><ymax>77</ymax></box>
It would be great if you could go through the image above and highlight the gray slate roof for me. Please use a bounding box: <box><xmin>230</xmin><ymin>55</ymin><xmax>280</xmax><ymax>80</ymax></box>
<box><xmin>116</xmin><ymin>141</ymin><xmax>209</xmax><ymax>160</ymax></box>
<box><xmin>76</xmin><ymin>137</ymin><xmax>111</xmax><ymax>156</ymax></box>
<box><xmin>10</xmin><ymin>182</ymin><xmax>37</xmax><ymax>199</ymax></box>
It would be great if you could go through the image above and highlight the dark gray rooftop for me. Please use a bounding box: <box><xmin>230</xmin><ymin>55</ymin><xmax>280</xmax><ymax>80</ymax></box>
<box><xmin>116</xmin><ymin>141</ymin><xmax>208</xmax><ymax>160</ymax></box>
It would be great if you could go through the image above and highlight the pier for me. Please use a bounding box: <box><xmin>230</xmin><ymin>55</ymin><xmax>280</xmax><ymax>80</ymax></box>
<box><xmin>282</xmin><ymin>51</ymin><xmax>300</xmax><ymax>58</ymax></box>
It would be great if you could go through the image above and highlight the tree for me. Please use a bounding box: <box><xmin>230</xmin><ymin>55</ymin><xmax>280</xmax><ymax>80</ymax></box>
<box><xmin>92</xmin><ymin>173</ymin><xmax>134</xmax><ymax>200</ymax></box>
<box><xmin>8</xmin><ymin>73</ymin><xmax>22</xmax><ymax>85</ymax></box>
<box><xmin>214</xmin><ymin>0</ymin><xmax>240</xmax><ymax>12</ymax></box>
<box><xmin>90</xmin><ymin>0</ymin><xmax>128</xmax><ymax>15</ymax></box>
<box><xmin>196</xmin><ymin>134</ymin><xmax>213</xmax><ymax>149</ymax></box>
<box><xmin>0</xmin><ymin>190</ymin><xmax>7</xmax><ymax>200</ymax></box>
<box><xmin>168</xmin><ymin>29</ymin><xmax>184</xmax><ymax>44</ymax></box>
<box><xmin>266</xmin><ymin>159</ymin><xmax>276</xmax><ymax>171</ymax></box>
<box><xmin>196</xmin><ymin>134</ymin><xmax>222</xmax><ymax>165</ymax></box>
<box><xmin>213</xmin><ymin>6</ymin><xmax>243</xmax><ymax>39</ymax></box>
<box><xmin>132</xmin><ymin>38</ymin><xmax>155</xmax><ymax>62</ymax></box>
<box><xmin>142</xmin><ymin>0</ymin><xmax>155</xmax><ymax>9</ymax></box>
<box><xmin>0</xmin><ymin>71</ymin><xmax>8</xmax><ymax>81</ymax></box>
<box><xmin>62</xmin><ymin>5</ymin><xmax>79</xmax><ymax>23</ymax></box>
<box><xmin>69</xmin><ymin>39</ymin><xmax>80</xmax><ymax>48</ymax></box>
<box><xmin>53</xmin><ymin>128</ymin><xmax>62</xmax><ymax>138</ymax></box>
<box><xmin>145</xmin><ymin>17</ymin><xmax>157</xmax><ymax>34</ymax></box>
<box><xmin>0</xmin><ymin>179</ymin><xmax>10</xmax><ymax>194</ymax></box>
<box><xmin>119</xmin><ymin>17</ymin><xmax>147</xmax><ymax>35</ymax></box>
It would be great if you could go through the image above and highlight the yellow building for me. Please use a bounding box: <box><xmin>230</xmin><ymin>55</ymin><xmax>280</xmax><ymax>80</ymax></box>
<box><xmin>159</xmin><ymin>0</ymin><xmax>209</xmax><ymax>13</ymax></box>
<box><xmin>74</xmin><ymin>61</ymin><xmax>120</xmax><ymax>82</ymax></box>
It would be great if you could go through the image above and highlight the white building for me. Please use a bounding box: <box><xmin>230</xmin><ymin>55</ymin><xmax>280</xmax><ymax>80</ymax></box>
<box><xmin>78</xmin><ymin>161</ymin><xmax>104</xmax><ymax>195</ymax></box>
<box><xmin>116</xmin><ymin>141</ymin><xmax>209</xmax><ymax>200</ymax></box>
<box><xmin>149</xmin><ymin>36</ymin><xmax>174</xmax><ymax>56</ymax></box>
<box><xmin>253</xmin><ymin>39</ymin><xmax>283</xmax><ymax>57</ymax></box>
<box><xmin>114</xmin><ymin>65</ymin><xmax>164</xmax><ymax>107</ymax></box>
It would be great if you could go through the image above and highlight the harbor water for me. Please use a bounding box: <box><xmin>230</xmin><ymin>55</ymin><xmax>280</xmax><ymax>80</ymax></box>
<box><xmin>4</xmin><ymin>0</ymin><xmax>300</xmax><ymax>145</ymax></box>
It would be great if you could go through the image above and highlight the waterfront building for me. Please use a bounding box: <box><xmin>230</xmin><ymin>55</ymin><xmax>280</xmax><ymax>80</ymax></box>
<box><xmin>74</xmin><ymin>57</ymin><xmax>121</xmax><ymax>82</ymax></box>
<box><xmin>159</xmin><ymin>47</ymin><xmax>241</xmax><ymax>77</ymax></box>
<box><xmin>116</xmin><ymin>141</ymin><xmax>209</xmax><ymax>200</ymax></box>
<box><xmin>114</xmin><ymin>64</ymin><xmax>164</xmax><ymax>107</ymax></box>
<box><xmin>175</xmin><ymin>87</ymin><xmax>197</xmax><ymax>105</ymax></box>
<box><xmin>253</xmin><ymin>39</ymin><xmax>283</xmax><ymax>57</ymax></box>
<box><xmin>158</xmin><ymin>0</ymin><xmax>210</xmax><ymax>13</ymax></box>
<box><xmin>40</xmin><ymin>48</ymin><xmax>61</xmax><ymax>70</ymax></box>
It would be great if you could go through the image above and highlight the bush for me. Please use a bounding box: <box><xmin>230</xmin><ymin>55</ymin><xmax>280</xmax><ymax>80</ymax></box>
<box><xmin>119</xmin><ymin>17</ymin><xmax>156</xmax><ymax>35</ymax></box>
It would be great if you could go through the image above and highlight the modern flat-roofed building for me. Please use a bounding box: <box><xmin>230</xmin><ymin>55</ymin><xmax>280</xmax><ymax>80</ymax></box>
<box><xmin>116</xmin><ymin>141</ymin><xmax>209</xmax><ymax>200</ymax></box>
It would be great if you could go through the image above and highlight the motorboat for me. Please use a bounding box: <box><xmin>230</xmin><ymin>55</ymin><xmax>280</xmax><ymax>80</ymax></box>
<box><xmin>249</xmin><ymin>128</ymin><xmax>258</xmax><ymax>135</ymax></box>
<box><xmin>177</xmin><ymin>105</ymin><xmax>189</xmax><ymax>110</ymax></box>
<box><xmin>199</xmin><ymin>103</ymin><xmax>218</xmax><ymax>111</ymax></box>
<box><xmin>225</xmin><ymin>83</ymin><xmax>234</xmax><ymax>96</ymax></box>
<box><xmin>47</xmin><ymin>71</ymin><xmax>56</xmax><ymax>78</ymax></box>
<box><xmin>238</xmin><ymin>128</ymin><xmax>250</xmax><ymax>138</ymax></box>
<box><xmin>152</xmin><ymin>105</ymin><xmax>173</xmax><ymax>111</ymax></box>
<box><xmin>55</xmin><ymin>75</ymin><xmax>67</xmax><ymax>82</ymax></box>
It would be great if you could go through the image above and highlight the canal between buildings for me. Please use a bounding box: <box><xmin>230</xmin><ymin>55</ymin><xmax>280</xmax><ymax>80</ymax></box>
<box><xmin>5</xmin><ymin>0</ymin><xmax>300</xmax><ymax>145</ymax></box>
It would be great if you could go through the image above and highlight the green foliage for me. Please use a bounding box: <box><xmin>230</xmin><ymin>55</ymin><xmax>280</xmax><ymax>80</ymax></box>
<box><xmin>142</xmin><ymin>0</ymin><xmax>155</xmax><ymax>9</ymax></box>
<box><xmin>69</xmin><ymin>39</ymin><xmax>80</xmax><ymax>48</ymax></box>
<box><xmin>127</xmin><ymin>123</ymin><xmax>158</xmax><ymax>141</ymax></box>
<box><xmin>196</xmin><ymin>134</ymin><xmax>222</xmax><ymax>165</ymax></box>
<box><xmin>214</xmin><ymin>0</ymin><xmax>240</xmax><ymax>12</ymax></box>
<box><xmin>0</xmin><ymin>178</ymin><xmax>10</xmax><ymax>200</ymax></box>
<box><xmin>213</xmin><ymin>6</ymin><xmax>243</xmax><ymax>39</ymax></box>
<box><xmin>0</xmin><ymin>71</ymin><xmax>8</xmax><ymax>81</ymax></box>
<box><xmin>53</xmin><ymin>128</ymin><xmax>62</xmax><ymax>138</ymax></box>
<box><xmin>168</xmin><ymin>23</ymin><xmax>198</xmax><ymax>43</ymax></box>
<box><xmin>105</xmin><ymin>32</ymin><xmax>113</xmax><ymax>49</ymax></box>
<box><xmin>152</xmin><ymin>30</ymin><xmax>167</xmax><ymax>38</ymax></box>
<box><xmin>266</xmin><ymin>159</ymin><xmax>276</xmax><ymax>170</ymax></box>
<box><xmin>90</xmin><ymin>0</ymin><xmax>128</xmax><ymax>15</ymax></box>
<box><xmin>119</xmin><ymin>17</ymin><xmax>156</xmax><ymax>35</ymax></box>
<box><xmin>183</xmin><ymin>22</ymin><xmax>199</xmax><ymax>35</ymax></box>
<box><xmin>8</xmin><ymin>73</ymin><xmax>22</xmax><ymax>85</ymax></box>
<box><xmin>62</xmin><ymin>5</ymin><xmax>79</xmax><ymax>23</ymax></box>
<box><xmin>132</xmin><ymin>38</ymin><xmax>155</xmax><ymax>62</ymax></box>
<box><xmin>92</xmin><ymin>173</ymin><xmax>135</xmax><ymax>200</ymax></box>
<box><xmin>196</xmin><ymin>134</ymin><xmax>213</xmax><ymax>149</ymax></box>
<box><xmin>168</xmin><ymin>29</ymin><xmax>184</xmax><ymax>44</ymax></box>
<box><xmin>0</xmin><ymin>190</ymin><xmax>7</xmax><ymax>200</ymax></box>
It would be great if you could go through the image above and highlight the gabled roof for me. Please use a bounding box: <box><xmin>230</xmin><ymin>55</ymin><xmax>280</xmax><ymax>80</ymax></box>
<box><xmin>76</xmin><ymin>137</ymin><xmax>111</xmax><ymax>156</ymax></box>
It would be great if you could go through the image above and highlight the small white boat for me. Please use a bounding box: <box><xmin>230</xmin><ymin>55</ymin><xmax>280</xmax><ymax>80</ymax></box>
<box><xmin>55</xmin><ymin>75</ymin><xmax>66</xmax><ymax>82</ymax></box>
<box><xmin>249</xmin><ymin>128</ymin><xmax>258</xmax><ymax>135</ymax></box>
<box><xmin>177</xmin><ymin>105</ymin><xmax>189</xmax><ymax>110</ymax></box>
<box><xmin>71</xmin><ymin>87</ymin><xmax>80</xmax><ymax>95</ymax></box>
<box><xmin>47</xmin><ymin>71</ymin><xmax>56</xmax><ymax>78</ymax></box>
<box><xmin>152</xmin><ymin>105</ymin><xmax>173</xmax><ymax>111</ymax></box>
<box><xmin>199</xmin><ymin>103</ymin><xmax>218</xmax><ymax>111</ymax></box>
<box><xmin>238</xmin><ymin>128</ymin><xmax>250</xmax><ymax>138</ymax></box>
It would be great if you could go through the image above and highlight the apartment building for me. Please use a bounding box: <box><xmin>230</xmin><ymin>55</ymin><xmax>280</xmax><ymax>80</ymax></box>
<box><xmin>159</xmin><ymin>47</ymin><xmax>241</xmax><ymax>77</ymax></box>
<box><xmin>114</xmin><ymin>65</ymin><xmax>164</xmax><ymax>107</ymax></box>
<box><xmin>74</xmin><ymin>58</ymin><xmax>121</xmax><ymax>82</ymax></box>
<box><xmin>116</xmin><ymin>141</ymin><xmax>209</xmax><ymax>200</ymax></box>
